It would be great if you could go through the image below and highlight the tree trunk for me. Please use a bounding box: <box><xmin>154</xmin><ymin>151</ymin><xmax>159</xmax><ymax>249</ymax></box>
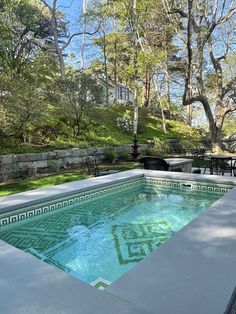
<box><xmin>51</xmin><ymin>1</ymin><xmax>65</xmax><ymax>80</ymax></box>
<box><xmin>183</xmin><ymin>0</ymin><xmax>193</xmax><ymax>106</ymax></box>
<box><xmin>186</xmin><ymin>104</ymin><xmax>192</xmax><ymax>126</ymax></box>
<box><xmin>164</xmin><ymin>38</ymin><xmax>171</xmax><ymax>110</ymax></box>
<box><xmin>81</xmin><ymin>0</ymin><xmax>88</xmax><ymax>70</ymax></box>
<box><xmin>153</xmin><ymin>76</ymin><xmax>167</xmax><ymax>134</ymax></box>
<box><xmin>165</xmin><ymin>64</ymin><xmax>171</xmax><ymax>110</ymax></box>
<box><xmin>114</xmin><ymin>38</ymin><xmax>118</xmax><ymax>102</ymax></box>
<box><xmin>209</xmin><ymin>124</ymin><xmax>222</xmax><ymax>152</ymax></box>
<box><xmin>132</xmin><ymin>0</ymin><xmax>139</xmax><ymax>136</ymax></box>
<box><xmin>102</xmin><ymin>29</ymin><xmax>109</xmax><ymax>105</ymax></box>
<box><xmin>40</xmin><ymin>0</ymin><xmax>66</xmax><ymax>80</ymax></box>
<box><xmin>143</xmin><ymin>70</ymin><xmax>151</xmax><ymax>107</ymax></box>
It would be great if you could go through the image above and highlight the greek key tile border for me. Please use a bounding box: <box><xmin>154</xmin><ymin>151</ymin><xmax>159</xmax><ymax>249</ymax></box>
<box><xmin>144</xmin><ymin>177</ymin><xmax>233</xmax><ymax>194</ymax></box>
<box><xmin>1</xmin><ymin>176</ymin><xmax>232</xmax><ymax>227</ymax></box>
<box><xmin>0</xmin><ymin>178</ymin><xmax>144</xmax><ymax>227</ymax></box>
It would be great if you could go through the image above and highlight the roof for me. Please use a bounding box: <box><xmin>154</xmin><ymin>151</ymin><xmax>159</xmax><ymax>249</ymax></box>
<box><xmin>95</xmin><ymin>77</ymin><xmax>133</xmax><ymax>92</ymax></box>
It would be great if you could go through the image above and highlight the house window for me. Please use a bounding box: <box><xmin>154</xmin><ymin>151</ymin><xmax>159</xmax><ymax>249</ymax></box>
<box><xmin>117</xmin><ymin>87</ymin><xmax>129</xmax><ymax>100</ymax></box>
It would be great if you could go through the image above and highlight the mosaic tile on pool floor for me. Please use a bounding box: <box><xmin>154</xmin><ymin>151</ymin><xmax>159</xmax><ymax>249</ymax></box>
<box><xmin>112</xmin><ymin>221</ymin><xmax>174</xmax><ymax>265</ymax></box>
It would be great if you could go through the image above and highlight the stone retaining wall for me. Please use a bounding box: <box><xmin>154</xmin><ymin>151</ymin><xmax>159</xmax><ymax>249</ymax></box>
<box><xmin>0</xmin><ymin>144</ymin><xmax>149</xmax><ymax>181</ymax></box>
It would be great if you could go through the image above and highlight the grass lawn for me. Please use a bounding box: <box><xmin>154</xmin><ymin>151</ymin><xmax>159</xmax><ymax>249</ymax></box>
<box><xmin>0</xmin><ymin>162</ymin><xmax>141</xmax><ymax>197</ymax></box>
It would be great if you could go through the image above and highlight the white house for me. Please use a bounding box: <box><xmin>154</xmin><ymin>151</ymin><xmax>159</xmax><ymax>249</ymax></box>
<box><xmin>96</xmin><ymin>78</ymin><xmax>134</xmax><ymax>105</ymax></box>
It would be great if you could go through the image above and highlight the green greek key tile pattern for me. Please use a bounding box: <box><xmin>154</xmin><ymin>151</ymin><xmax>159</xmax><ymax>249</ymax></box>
<box><xmin>0</xmin><ymin>177</ymin><xmax>144</xmax><ymax>227</ymax></box>
<box><xmin>0</xmin><ymin>184</ymin><xmax>145</xmax><ymax>277</ymax></box>
<box><xmin>1</xmin><ymin>176</ymin><xmax>232</xmax><ymax>228</ymax></box>
<box><xmin>0</xmin><ymin>208</ymin><xmax>84</xmax><ymax>258</ymax></box>
<box><xmin>144</xmin><ymin>178</ymin><xmax>232</xmax><ymax>194</ymax></box>
<box><xmin>112</xmin><ymin>221</ymin><xmax>174</xmax><ymax>265</ymax></box>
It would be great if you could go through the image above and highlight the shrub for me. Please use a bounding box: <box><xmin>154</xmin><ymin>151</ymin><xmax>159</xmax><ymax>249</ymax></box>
<box><xmin>116</xmin><ymin>116</ymin><xmax>133</xmax><ymax>133</ymax></box>
<box><xmin>48</xmin><ymin>161</ymin><xmax>60</xmax><ymax>172</ymax></box>
<box><xmin>28</xmin><ymin>163</ymin><xmax>38</xmax><ymax>177</ymax></box>
<box><xmin>146</xmin><ymin>137</ymin><xmax>170</xmax><ymax>157</ymax></box>
<box><xmin>119</xmin><ymin>149</ymin><xmax>130</xmax><ymax>161</ymax></box>
<box><xmin>105</xmin><ymin>149</ymin><xmax>117</xmax><ymax>163</ymax></box>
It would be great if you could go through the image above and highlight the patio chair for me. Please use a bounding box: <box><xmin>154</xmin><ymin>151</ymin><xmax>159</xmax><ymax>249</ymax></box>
<box><xmin>210</xmin><ymin>157</ymin><xmax>233</xmax><ymax>176</ymax></box>
<box><xmin>139</xmin><ymin>156</ymin><xmax>169</xmax><ymax>171</ymax></box>
<box><xmin>233</xmin><ymin>160</ymin><xmax>236</xmax><ymax>177</ymax></box>
<box><xmin>80</xmin><ymin>158</ymin><xmax>100</xmax><ymax>176</ymax></box>
<box><xmin>192</xmin><ymin>152</ymin><xmax>211</xmax><ymax>174</ymax></box>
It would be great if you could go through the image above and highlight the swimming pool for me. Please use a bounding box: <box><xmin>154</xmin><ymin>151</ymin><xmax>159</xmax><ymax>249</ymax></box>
<box><xmin>0</xmin><ymin>176</ymin><xmax>231</xmax><ymax>289</ymax></box>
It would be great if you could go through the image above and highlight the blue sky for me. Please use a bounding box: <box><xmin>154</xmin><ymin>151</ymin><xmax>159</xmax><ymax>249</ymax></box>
<box><xmin>47</xmin><ymin>0</ymin><xmax>99</xmax><ymax>67</ymax></box>
<box><xmin>48</xmin><ymin>0</ymin><xmax>83</xmax><ymax>21</ymax></box>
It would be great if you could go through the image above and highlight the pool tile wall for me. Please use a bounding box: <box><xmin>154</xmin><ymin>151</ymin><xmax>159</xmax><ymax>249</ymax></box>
<box><xmin>0</xmin><ymin>175</ymin><xmax>233</xmax><ymax>228</ymax></box>
<box><xmin>0</xmin><ymin>177</ymin><xmax>143</xmax><ymax>227</ymax></box>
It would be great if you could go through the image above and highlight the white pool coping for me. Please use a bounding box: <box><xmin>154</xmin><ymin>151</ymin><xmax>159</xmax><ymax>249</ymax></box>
<box><xmin>0</xmin><ymin>169</ymin><xmax>234</xmax><ymax>214</ymax></box>
<box><xmin>1</xmin><ymin>169</ymin><xmax>236</xmax><ymax>314</ymax></box>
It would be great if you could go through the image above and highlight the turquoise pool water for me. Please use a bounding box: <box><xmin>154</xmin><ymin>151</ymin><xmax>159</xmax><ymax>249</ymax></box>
<box><xmin>0</xmin><ymin>180</ymin><xmax>224</xmax><ymax>287</ymax></box>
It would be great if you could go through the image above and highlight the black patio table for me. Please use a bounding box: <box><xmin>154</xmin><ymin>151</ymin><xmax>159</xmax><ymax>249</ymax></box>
<box><xmin>208</xmin><ymin>155</ymin><xmax>236</xmax><ymax>176</ymax></box>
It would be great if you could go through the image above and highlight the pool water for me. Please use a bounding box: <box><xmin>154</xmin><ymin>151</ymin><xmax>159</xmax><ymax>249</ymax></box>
<box><xmin>0</xmin><ymin>181</ymin><xmax>223</xmax><ymax>287</ymax></box>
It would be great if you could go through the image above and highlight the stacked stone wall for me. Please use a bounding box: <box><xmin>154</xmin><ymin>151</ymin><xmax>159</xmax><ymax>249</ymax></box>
<box><xmin>0</xmin><ymin>144</ymin><xmax>149</xmax><ymax>181</ymax></box>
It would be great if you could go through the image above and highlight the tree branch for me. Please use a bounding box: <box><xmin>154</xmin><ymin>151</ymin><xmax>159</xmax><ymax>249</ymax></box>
<box><xmin>62</xmin><ymin>22</ymin><xmax>102</xmax><ymax>50</ymax></box>
<box><xmin>39</xmin><ymin>0</ymin><xmax>52</xmax><ymax>11</ymax></box>
<box><xmin>217</xmin><ymin>6</ymin><xmax>236</xmax><ymax>24</ymax></box>
<box><xmin>223</xmin><ymin>77</ymin><xmax>236</xmax><ymax>96</ymax></box>
<box><xmin>168</xmin><ymin>9</ymin><xmax>187</xmax><ymax>18</ymax></box>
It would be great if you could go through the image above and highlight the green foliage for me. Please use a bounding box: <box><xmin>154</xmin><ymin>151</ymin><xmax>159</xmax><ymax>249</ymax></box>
<box><xmin>147</xmin><ymin>137</ymin><xmax>170</xmax><ymax>157</ymax></box>
<box><xmin>0</xmin><ymin>104</ymin><xmax>13</xmax><ymax>137</ymax></box>
<box><xmin>53</xmin><ymin>71</ymin><xmax>103</xmax><ymax>138</ymax></box>
<box><xmin>105</xmin><ymin>149</ymin><xmax>117</xmax><ymax>162</ymax></box>
<box><xmin>0</xmin><ymin>75</ymin><xmax>46</xmax><ymax>138</ymax></box>
<box><xmin>47</xmin><ymin>161</ymin><xmax>60</xmax><ymax>172</ymax></box>
<box><xmin>118</xmin><ymin>149</ymin><xmax>130</xmax><ymax>161</ymax></box>
<box><xmin>223</xmin><ymin>114</ymin><xmax>236</xmax><ymax>137</ymax></box>
<box><xmin>0</xmin><ymin>0</ymin><xmax>52</xmax><ymax>72</ymax></box>
<box><xmin>0</xmin><ymin>104</ymin><xmax>202</xmax><ymax>154</ymax></box>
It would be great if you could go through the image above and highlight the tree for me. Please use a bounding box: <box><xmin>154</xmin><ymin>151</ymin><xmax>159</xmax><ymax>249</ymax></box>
<box><xmin>39</xmin><ymin>0</ymin><xmax>102</xmax><ymax>80</ymax></box>
<box><xmin>0</xmin><ymin>0</ymin><xmax>52</xmax><ymax>73</ymax></box>
<box><xmin>0</xmin><ymin>73</ymin><xmax>47</xmax><ymax>139</ymax></box>
<box><xmin>166</xmin><ymin>0</ymin><xmax>236</xmax><ymax>150</ymax></box>
<box><xmin>0</xmin><ymin>0</ymin><xmax>55</xmax><ymax>140</ymax></box>
<box><xmin>53</xmin><ymin>71</ymin><xmax>103</xmax><ymax>137</ymax></box>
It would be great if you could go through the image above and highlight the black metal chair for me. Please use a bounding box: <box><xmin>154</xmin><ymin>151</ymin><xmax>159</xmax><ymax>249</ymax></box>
<box><xmin>139</xmin><ymin>156</ymin><xmax>169</xmax><ymax>171</ymax></box>
<box><xmin>80</xmin><ymin>157</ymin><xmax>100</xmax><ymax>176</ymax></box>
<box><xmin>210</xmin><ymin>157</ymin><xmax>233</xmax><ymax>176</ymax></box>
<box><xmin>192</xmin><ymin>151</ymin><xmax>212</xmax><ymax>174</ymax></box>
<box><xmin>233</xmin><ymin>160</ymin><xmax>236</xmax><ymax>177</ymax></box>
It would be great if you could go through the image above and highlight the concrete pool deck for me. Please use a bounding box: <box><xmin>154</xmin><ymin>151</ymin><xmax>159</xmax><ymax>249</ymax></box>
<box><xmin>0</xmin><ymin>170</ymin><xmax>236</xmax><ymax>314</ymax></box>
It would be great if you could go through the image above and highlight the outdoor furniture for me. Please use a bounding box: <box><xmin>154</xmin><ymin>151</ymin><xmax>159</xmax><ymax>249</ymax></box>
<box><xmin>209</xmin><ymin>155</ymin><xmax>234</xmax><ymax>176</ymax></box>
<box><xmin>233</xmin><ymin>160</ymin><xmax>236</xmax><ymax>176</ymax></box>
<box><xmin>192</xmin><ymin>151</ymin><xmax>211</xmax><ymax>174</ymax></box>
<box><xmin>139</xmin><ymin>156</ymin><xmax>193</xmax><ymax>172</ymax></box>
<box><xmin>80</xmin><ymin>158</ymin><xmax>100</xmax><ymax>176</ymax></box>
<box><xmin>139</xmin><ymin>157</ymin><xmax>169</xmax><ymax>171</ymax></box>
